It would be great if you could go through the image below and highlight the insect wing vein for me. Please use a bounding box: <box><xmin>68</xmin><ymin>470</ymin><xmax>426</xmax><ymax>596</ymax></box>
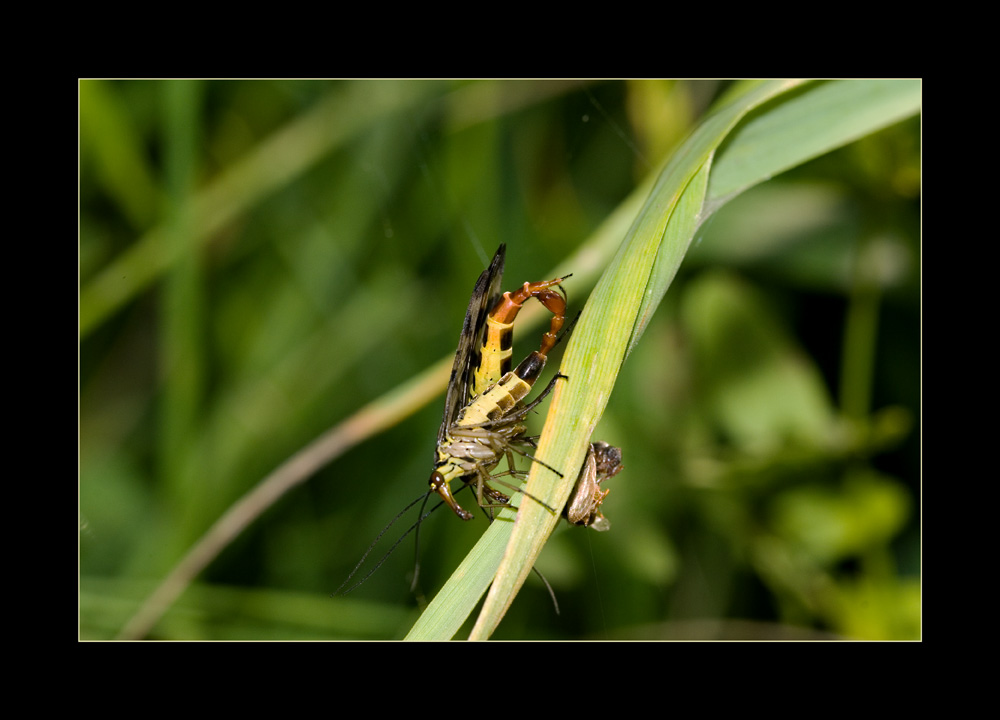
<box><xmin>436</xmin><ymin>244</ymin><xmax>506</xmax><ymax>448</ymax></box>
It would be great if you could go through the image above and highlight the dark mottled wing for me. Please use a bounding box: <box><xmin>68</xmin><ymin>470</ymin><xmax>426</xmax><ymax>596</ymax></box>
<box><xmin>436</xmin><ymin>244</ymin><xmax>506</xmax><ymax>446</ymax></box>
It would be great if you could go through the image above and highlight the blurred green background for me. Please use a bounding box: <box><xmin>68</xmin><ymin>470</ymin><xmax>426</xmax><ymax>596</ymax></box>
<box><xmin>79</xmin><ymin>79</ymin><xmax>920</xmax><ymax>640</ymax></box>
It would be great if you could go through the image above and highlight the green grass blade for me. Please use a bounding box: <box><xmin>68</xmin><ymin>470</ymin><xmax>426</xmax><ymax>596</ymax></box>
<box><xmin>406</xmin><ymin>80</ymin><xmax>797</xmax><ymax>641</ymax></box>
<box><xmin>402</xmin><ymin>79</ymin><xmax>922</xmax><ymax>640</ymax></box>
<box><xmin>469</xmin><ymin>81</ymin><xmax>834</xmax><ymax>640</ymax></box>
<box><xmin>470</xmin><ymin>159</ymin><xmax>714</xmax><ymax>639</ymax></box>
<box><xmin>412</xmin><ymin>79</ymin><xmax>920</xmax><ymax>640</ymax></box>
<box><xmin>705</xmin><ymin>78</ymin><xmax>922</xmax><ymax>210</ymax></box>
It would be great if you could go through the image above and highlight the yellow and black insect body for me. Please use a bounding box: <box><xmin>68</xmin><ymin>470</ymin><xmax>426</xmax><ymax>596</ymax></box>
<box><xmin>430</xmin><ymin>244</ymin><xmax>572</xmax><ymax>521</ymax></box>
<box><xmin>563</xmin><ymin>441</ymin><xmax>623</xmax><ymax>531</ymax></box>
<box><xmin>335</xmin><ymin>246</ymin><xmax>596</xmax><ymax>597</ymax></box>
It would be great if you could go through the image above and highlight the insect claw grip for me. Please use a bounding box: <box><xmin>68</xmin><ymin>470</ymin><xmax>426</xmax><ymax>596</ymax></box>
<box><xmin>490</xmin><ymin>276</ymin><xmax>570</xmax><ymax>361</ymax></box>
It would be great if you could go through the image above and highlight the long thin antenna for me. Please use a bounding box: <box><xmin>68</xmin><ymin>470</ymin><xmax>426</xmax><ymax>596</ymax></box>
<box><xmin>332</xmin><ymin>490</ymin><xmax>433</xmax><ymax>596</ymax></box>
<box><xmin>410</xmin><ymin>490</ymin><xmax>434</xmax><ymax>592</ymax></box>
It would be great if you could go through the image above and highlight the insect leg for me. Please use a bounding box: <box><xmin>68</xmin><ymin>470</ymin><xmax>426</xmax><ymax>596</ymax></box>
<box><xmin>503</xmin><ymin>443</ymin><xmax>564</xmax><ymax>480</ymax></box>
<box><xmin>499</xmin><ymin>443</ymin><xmax>558</xmax><ymax>510</ymax></box>
<box><xmin>473</xmin><ymin>461</ymin><xmax>509</xmax><ymax>512</ymax></box>
<box><xmin>462</xmin><ymin>441</ymin><xmax>561</xmax><ymax>516</ymax></box>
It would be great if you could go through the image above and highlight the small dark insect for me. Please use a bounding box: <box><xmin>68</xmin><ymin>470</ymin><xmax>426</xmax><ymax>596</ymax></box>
<box><xmin>563</xmin><ymin>441</ymin><xmax>623</xmax><ymax>532</ymax></box>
